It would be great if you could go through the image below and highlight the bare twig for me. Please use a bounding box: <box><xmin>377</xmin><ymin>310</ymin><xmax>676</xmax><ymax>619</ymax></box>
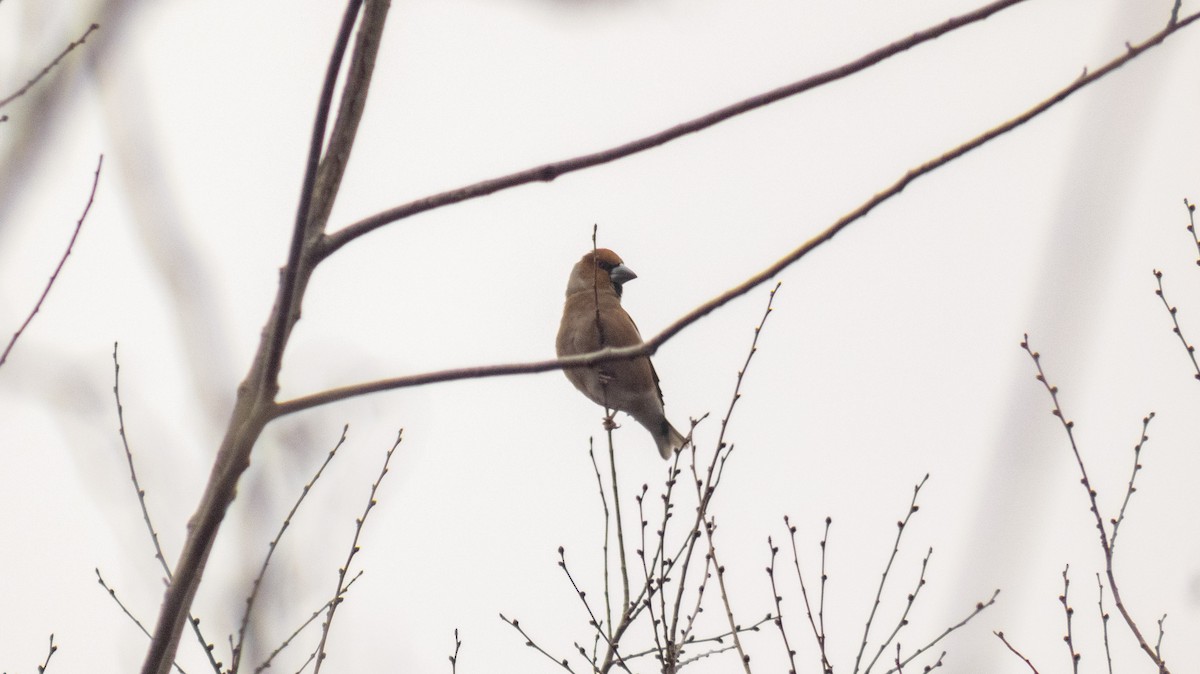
<box><xmin>311</xmin><ymin>429</ymin><xmax>401</xmax><ymax>674</ymax></box>
<box><xmin>1183</xmin><ymin>199</ymin><xmax>1199</xmax><ymax>262</ymax></box>
<box><xmin>499</xmin><ymin>614</ymin><xmax>576</xmax><ymax>673</ymax></box>
<box><xmin>886</xmin><ymin>589</ymin><xmax>999</xmax><ymax>673</ymax></box>
<box><xmin>783</xmin><ymin>516</ymin><xmax>833</xmax><ymax>673</ymax></box>
<box><xmin>275</xmin><ymin>10</ymin><xmax>1200</xmax><ymax>419</ymax></box>
<box><xmin>252</xmin><ymin>571</ymin><xmax>361</xmax><ymax>674</ymax></box>
<box><xmin>766</xmin><ymin>536</ymin><xmax>799</xmax><ymax>674</ymax></box>
<box><xmin>557</xmin><ymin>546</ymin><xmax>632</xmax><ymax>674</ymax></box>
<box><xmin>588</xmin><ymin>443</ymin><xmax>616</xmax><ymax>644</ymax></box>
<box><xmin>682</xmin><ymin>283</ymin><xmax>781</xmax><ymax>672</ymax></box>
<box><xmin>1155</xmin><ymin>614</ymin><xmax>1167</xmax><ymax>663</ymax></box>
<box><xmin>853</xmin><ymin>475</ymin><xmax>929</xmax><ymax>674</ymax></box>
<box><xmin>448</xmin><ymin>629</ymin><xmax>462</xmax><ymax>674</ymax></box>
<box><xmin>112</xmin><ymin>343</ymin><xmax>171</xmax><ymax>576</ymax></box>
<box><xmin>1153</xmin><ymin>271</ymin><xmax>1200</xmax><ymax>379</ymax></box>
<box><xmin>818</xmin><ymin>517</ymin><xmax>831</xmax><ymax>666</ymax></box>
<box><xmin>995</xmin><ymin>631</ymin><xmax>1041</xmax><ymax>673</ymax></box>
<box><xmin>111</xmin><ymin>343</ymin><xmax>221</xmax><ymax>674</ymax></box>
<box><xmin>1097</xmin><ymin>574</ymin><xmax>1114</xmax><ymax>674</ymax></box>
<box><xmin>95</xmin><ymin>569</ymin><xmax>186</xmax><ymax>674</ymax></box>
<box><xmin>231</xmin><ymin>425</ymin><xmax>350</xmax><ymax>672</ymax></box>
<box><xmin>36</xmin><ymin>634</ymin><xmax>58</xmax><ymax>674</ymax></box>
<box><xmin>0</xmin><ymin>23</ymin><xmax>100</xmax><ymax>110</ymax></box>
<box><xmin>1109</xmin><ymin>414</ymin><xmax>1153</xmax><ymax>552</ymax></box>
<box><xmin>1060</xmin><ymin>565</ymin><xmax>1080</xmax><ymax>673</ymax></box>
<box><xmin>865</xmin><ymin>548</ymin><xmax>932</xmax><ymax>673</ymax></box>
<box><xmin>704</xmin><ymin>519</ymin><xmax>752</xmax><ymax>673</ymax></box>
<box><xmin>1022</xmin><ymin>336</ymin><xmax>1169</xmax><ymax>673</ymax></box>
<box><xmin>1</xmin><ymin>155</ymin><xmax>102</xmax><ymax>368</ymax></box>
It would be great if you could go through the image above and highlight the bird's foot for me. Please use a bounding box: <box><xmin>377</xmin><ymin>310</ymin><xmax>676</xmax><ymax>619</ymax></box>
<box><xmin>602</xmin><ymin>413</ymin><xmax>618</xmax><ymax>431</ymax></box>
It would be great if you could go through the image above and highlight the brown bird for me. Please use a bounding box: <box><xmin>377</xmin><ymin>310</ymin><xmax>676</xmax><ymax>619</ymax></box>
<box><xmin>556</xmin><ymin>248</ymin><xmax>687</xmax><ymax>459</ymax></box>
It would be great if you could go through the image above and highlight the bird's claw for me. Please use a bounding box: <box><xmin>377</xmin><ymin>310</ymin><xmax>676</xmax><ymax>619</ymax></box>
<box><xmin>602</xmin><ymin>413</ymin><xmax>618</xmax><ymax>431</ymax></box>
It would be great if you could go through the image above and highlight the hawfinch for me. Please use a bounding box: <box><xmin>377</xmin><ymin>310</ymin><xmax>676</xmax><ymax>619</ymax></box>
<box><xmin>556</xmin><ymin>249</ymin><xmax>686</xmax><ymax>460</ymax></box>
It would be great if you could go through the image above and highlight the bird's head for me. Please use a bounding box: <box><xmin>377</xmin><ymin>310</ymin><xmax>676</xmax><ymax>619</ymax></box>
<box><xmin>568</xmin><ymin>248</ymin><xmax>638</xmax><ymax>298</ymax></box>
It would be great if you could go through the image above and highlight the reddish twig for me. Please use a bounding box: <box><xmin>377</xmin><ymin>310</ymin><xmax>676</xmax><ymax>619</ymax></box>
<box><xmin>1</xmin><ymin>155</ymin><xmax>103</xmax><ymax>368</ymax></box>
<box><xmin>994</xmin><ymin>631</ymin><xmax>1041</xmax><ymax>673</ymax></box>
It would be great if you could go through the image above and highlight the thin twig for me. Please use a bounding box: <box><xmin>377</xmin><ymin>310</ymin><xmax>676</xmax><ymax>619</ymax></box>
<box><xmin>231</xmin><ymin>425</ymin><xmax>350</xmax><ymax>672</ymax></box>
<box><xmin>588</xmin><ymin>442</ymin><xmax>616</xmax><ymax>644</ymax></box>
<box><xmin>1</xmin><ymin>155</ymin><xmax>103</xmax><ymax>368</ymax></box>
<box><xmin>1155</xmin><ymin>614</ymin><xmax>1167</xmax><ymax>663</ymax></box>
<box><xmin>558</xmin><ymin>547</ymin><xmax>633</xmax><ymax>674</ymax></box>
<box><xmin>886</xmin><ymin>589</ymin><xmax>999</xmax><ymax>673</ymax></box>
<box><xmin>1153</xmin><ymin>271</ymin><xmax>1200</xmax><ymax>379</ymax></box>
<box><xmin>1022</xmin><ymin>336</ymin><xmax>1169</xmax><ymax>673</ymax></box>
<box><xmin>311</xmin><ymin>429</ymin><xmax>401</xmax><ymax>674</ymax></box>
<box><xmin>1109</xmin><ymin>414</ymin><xmax>1153</xmax><ymax>552</ymax></box>
<box><xmin>783</xmin><ymin>516</ymin><xmax>833</xmax><ymax>673</ymax></box>
<box><xmin>112</xmin><ymin>343</ymin><xmax>171</xmax><ymax>577</ymax></box>
<box><xmin>95</xmin><ymin>569</ymin><xmax>187</xmax><ymax>674</ymax></box>
<box><xmin>766</xmin><ymin>536</ymin><xmax>799</xmax><ymax>674</ymax></box>
<box><xmin>1061</xmin><ymin>565</ymin><xmax>1080</xmax><ymax>673</ymax></box>
<box><xmin>252</xmin><ymin>572</ymin><xmax>361</xmax><ymax>674</ymax></box>
<box><xmin>1097</xmin><ymin>574</ymin><xmax>1113</xmax><ymax>674</ymax></box>
<box><xmin>854</xmin><ymin>475</ymin><xmax>929</xmax><ymax>674</ymax></box>
<box><xmin>499</xmin><ymin>614</ymin><xmax>576</xmax><ymax>672</ymax></box>
<box><xmin>1182</xmin><ymin>199</ymin><xmax>1199</xmax><ymax>262</ymax></box>
<box><xmin>865</xmin><ymin>548</ymin><xmax>932</xmax><ymax>673</ymax></box>
<box><xmin>275</xmin><ymin>11</ymin><xmax>1200</xmax><ymax>419</ymax></box>
<box><xmin>0</xmin><ymin>23</ymin><xmax>100</xmax><ymax>109</ymax></box>
<box><xmin>819</xmin><ymin>517</ymin><xmax>831</xmax><ymax>667</ymax></box>
<box><xmin>448</xmin><ymin>629</ymin><xmax>462</xmax><ymax>674</ymax></box>
<box><xmin>994</xmin><ymin>631</ymin><xmax>1041</xmax><ymax>673</ymax></box>
<box><xmin>704</xmin><ymin>519</ymin><xmax>752</xmax><ymax>673</ymax></box>
<box><xmin>36</xmin><ymin>634</ymin><xmax>58</xmax><ymax>674</ymax></box>
<box><xmin>111</xmin><ymin>344</ymin><xmax>221</xmax><ymax>674</ymax></box>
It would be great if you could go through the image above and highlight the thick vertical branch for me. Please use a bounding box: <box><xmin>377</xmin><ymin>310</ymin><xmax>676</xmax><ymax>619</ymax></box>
<box><xmin>138</xmin><ymin>4</ymin><xmax>391</xmax><ymax>674</ymax></box>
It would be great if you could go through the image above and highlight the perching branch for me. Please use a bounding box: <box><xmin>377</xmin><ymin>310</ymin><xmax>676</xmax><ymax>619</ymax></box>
<box><xmin>273</xmin><ymin>7</ymin><xmax>1200</xmax><ymax>419</ymax></box>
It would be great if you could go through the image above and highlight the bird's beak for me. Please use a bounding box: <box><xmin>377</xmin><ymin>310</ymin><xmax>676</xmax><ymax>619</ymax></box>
<box><xmin>609</xmin><ymin>264</ymin><xmax>637</xmax><ymax>286</ymax></box>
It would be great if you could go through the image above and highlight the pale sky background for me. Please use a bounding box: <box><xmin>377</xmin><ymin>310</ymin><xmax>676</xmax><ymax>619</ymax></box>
<box><xmin>2</xmin><ymin>1</ymin><xmax>1199</xmax><ymax>672</ymax></box>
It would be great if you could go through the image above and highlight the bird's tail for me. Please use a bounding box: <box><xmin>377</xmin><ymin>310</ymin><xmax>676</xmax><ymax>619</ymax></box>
<box><xmin>656</xmin><ymin>422</ymin><xmax>688</xmax><ymax>460</ymax></box>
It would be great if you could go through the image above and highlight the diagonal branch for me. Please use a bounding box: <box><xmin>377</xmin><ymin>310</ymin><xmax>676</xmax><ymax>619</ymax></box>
<box><xmin>317</xmin><ymin>0</ymin><xmax>1033</xmax><ymax>260</ymax></box>
<box><xmin>138</xmin><ymin>4</ymin><xmax>389</xmax><ymax>674</ymax></box>
<box><xmin>275</xmin><ymin>8</ymin><xmax>1200</xmax><ymax>419</ymax></box>
<box><xmin>0</xmin><ymin>23</ymin><xmax>100</xmax><ymax>110</ymax></box>
<box><xmin>1</xmin><ymin>155</ymin><xmax>103</xmax><ymax>368</ymax></box>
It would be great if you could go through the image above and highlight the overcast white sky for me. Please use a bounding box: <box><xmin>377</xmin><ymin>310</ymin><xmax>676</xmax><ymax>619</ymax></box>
<box><xmin>2</xmin><ymin>1</ymin><xmax>1200</xmax><ymax>672</ymax></box>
